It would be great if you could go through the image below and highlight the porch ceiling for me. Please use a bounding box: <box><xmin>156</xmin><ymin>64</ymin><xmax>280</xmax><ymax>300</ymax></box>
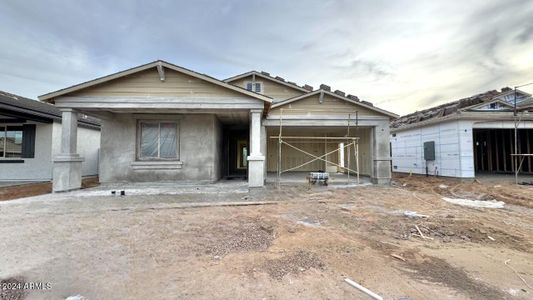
<box><xmin>77</xmin><ymin>108</ymin><xmax>251</xmax><ymax>125</ymax></box>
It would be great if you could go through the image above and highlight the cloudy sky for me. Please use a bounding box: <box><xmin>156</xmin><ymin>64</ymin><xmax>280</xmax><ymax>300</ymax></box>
<box><xmin>1</xmin><ymin>0</ymin><xmax>532</xmax><ymax>115</ymax></box>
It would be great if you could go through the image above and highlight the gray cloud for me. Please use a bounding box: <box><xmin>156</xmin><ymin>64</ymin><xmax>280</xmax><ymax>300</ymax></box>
<box><xmin>0</xmin><ymin>0</ymin><xmax>532</xmax><ymax>115</ymax></box>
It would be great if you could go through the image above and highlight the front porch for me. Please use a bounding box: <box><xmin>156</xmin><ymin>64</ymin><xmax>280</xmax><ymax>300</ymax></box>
<box><xmin>51</xmin><ymin>109</ymin><xmax>267</xmax><ymax>192</ymax></box>
<box><xmin>38</xmin><ymin>61</ymin><xmax>272</xmax><ymax>192</ymax></box>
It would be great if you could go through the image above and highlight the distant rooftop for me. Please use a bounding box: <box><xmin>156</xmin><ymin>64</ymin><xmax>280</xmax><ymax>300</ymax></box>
<box><xmin>0</xmin><ymin>90</ymin><xmax>100</xmax><ymax>127</ymax></box>
<box><xmin>391</xmin><ymin>87</ymin><xmax>532</xmax><ymax>129</ymax></box>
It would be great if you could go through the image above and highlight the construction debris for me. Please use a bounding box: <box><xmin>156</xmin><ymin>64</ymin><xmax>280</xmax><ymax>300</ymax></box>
<box><xmin>391</xmin><ymin>254</ymin><xmax>407</xmax><ymax>262</ymax></box>
<box><xmin>504</xmin><ymin>259</ymin><xmax>533</xmax><ymax>290</ymax></box>
<box><xmin>344</xmin><ymin>278</ymin><xmax>383</xmax><ymax>300</ymax></box>
<box><xmin>403</xmin><ymin>211</ymin><xmax>429</xmax><ymax>219</ymax></box>
<box><xmin>442</xmin><ymin>197</ymin><xmax>505</xmax><ymax>208</ymax></box>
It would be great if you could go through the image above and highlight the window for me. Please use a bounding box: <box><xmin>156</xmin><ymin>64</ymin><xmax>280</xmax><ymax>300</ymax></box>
<box><xmin>0</xmin><ymin>125</ymin><xmax>23</xmax><ymax>158</ymax></box>
<box><xmin>236</xmin><ymin>139</ymin><xmax>248</xmax><ymax>169</ymax></box>
<box><xmin>245</xmin><ymin>82</ymin><xmax>263</xmax><ymax>93</ymax></box>
<box><xmin>138</xmin><ymin>121</ymin><xmax>179</xmax><ymax>160</ymax></box>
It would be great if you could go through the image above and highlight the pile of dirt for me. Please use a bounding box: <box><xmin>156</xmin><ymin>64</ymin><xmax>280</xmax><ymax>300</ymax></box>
<box><xmin>406</xmin><ymin>256</ymin><xmax>507</xmax><ymax>300</ymax></box>
<box><xmin>260</xmin><ymin>250</ymin><xmax>325</xmax><ymax>280</ymax></box>
<box><xmin>0</xmin><ymin>276</ymin><xmax>27</xmax><ymax>300</ymax></box>
<box><xmin>196</xmin><ymin>217</ymin><xmax>276</xmax><ymax>257</ymax></box>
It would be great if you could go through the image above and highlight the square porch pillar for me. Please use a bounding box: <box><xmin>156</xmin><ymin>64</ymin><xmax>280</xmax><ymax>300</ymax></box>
<box><xmin>371</xmin><ymin>122</ymin><xmax>392</xmax><ymax>184</ymax></box>
<box><xmin>53</xmin><ymin>108</ymin><xmax>84</xmax><ymax>192</ymax></box>
<box><xmin>248</xmin><ymin>109</ymin><xmax>265</xmax><ymax>187</ymax></box>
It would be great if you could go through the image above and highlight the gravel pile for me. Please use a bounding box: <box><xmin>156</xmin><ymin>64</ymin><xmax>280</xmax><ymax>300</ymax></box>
<box><xmin>201</xmin><ymin>218</ymin><xmax>275</xmax><ymax>257</ymax></box>
<box><xmin>262</xmin><ymin>251</ymin><xmax>325</xmax><ymax>280</ymax></box>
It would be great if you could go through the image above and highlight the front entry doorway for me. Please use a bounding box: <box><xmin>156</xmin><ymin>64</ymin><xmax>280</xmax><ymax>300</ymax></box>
<box><xmin>222</xmin><ymin>126</ymin><xmax>249</xmax><ymax>179</ymax></box>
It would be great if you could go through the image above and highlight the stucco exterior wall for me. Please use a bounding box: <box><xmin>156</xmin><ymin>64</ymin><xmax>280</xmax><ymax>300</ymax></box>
<box><xmin>99</xmin><ymin>113</ymin><xmax>220</xmax><ymax>183</ymax></box>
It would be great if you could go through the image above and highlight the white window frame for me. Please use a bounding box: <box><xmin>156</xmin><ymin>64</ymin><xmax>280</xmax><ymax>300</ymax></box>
<box><xmin>245</xmin><ymin>81</ymin><xmax>263</xmax><ymax>94</ymax></box>
<box><xmin>137</xmin><ymin>121</ymin><xmax>180</xmax><ymax>161</ymax></box>
<box><xmin>0</xmin><ymin>124</ymin><xmax>24</xmax><ymax>159</ymax></box>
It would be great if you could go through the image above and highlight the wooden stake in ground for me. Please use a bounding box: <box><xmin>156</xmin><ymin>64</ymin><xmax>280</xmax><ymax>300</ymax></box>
<box><xmin>414</xmin><ymin>225</ymin><xmax>434</xmax><ymax>240</ymax></box>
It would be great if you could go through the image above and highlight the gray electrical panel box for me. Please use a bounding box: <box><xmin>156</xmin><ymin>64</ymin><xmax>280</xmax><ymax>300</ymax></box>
<box><xmin>423</xmin><ymin>141</ymin><xmax>435</xmax><ymax>161</ymax></box>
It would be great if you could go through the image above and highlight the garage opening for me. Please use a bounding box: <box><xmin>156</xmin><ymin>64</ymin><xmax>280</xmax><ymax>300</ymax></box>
<box><xmin>473</xmin><ymin>128</ymin><xmax>533</xmax><ymax>174</ymax></box>
<box><xmin>265</xmin><ymin>127</ymin><xmax>374</xmax><ymax>185</ymax></box>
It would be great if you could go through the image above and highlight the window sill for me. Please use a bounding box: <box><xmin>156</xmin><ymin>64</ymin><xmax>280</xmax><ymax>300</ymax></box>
<box><xmin>131</xmin><ymin>160</ymin><xmax>183</xmax><ymax>170</ymax></box>
<box><xmin>0</xmin><ymin>159</ymin><xmax>24</xmax><ymax>163</ymax></box>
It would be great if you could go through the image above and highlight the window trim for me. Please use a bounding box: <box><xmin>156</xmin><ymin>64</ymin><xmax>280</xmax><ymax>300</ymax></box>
<box><xmin>0</xmin><ymin>124</ymin><xmax>24</xmax><ymax>160</ymax></box>
<box><xmin>136</xmin><ymin>120</ymin><xmax>180</xmax><ymax>161</ymax></box>
<box><xmin>245</xmin><ymin>81</ymin><xmax>263</xmax><ymax>94</ymax></box>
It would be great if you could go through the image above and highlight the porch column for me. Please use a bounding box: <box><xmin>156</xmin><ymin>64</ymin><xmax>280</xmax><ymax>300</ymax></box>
<box><xmin>371</xmin><ymin>121</ymin><xmax>392</xmax><ymax>184</ymax></box>
<box><xmin>248</xmin><ymin>109</ymin><xmax>265</xmax><ymax>187</ymax></box>
<box><xmin>53</xmin><ymin>108</ymin><xmax>84</xmax><ymax>192</ymax></box>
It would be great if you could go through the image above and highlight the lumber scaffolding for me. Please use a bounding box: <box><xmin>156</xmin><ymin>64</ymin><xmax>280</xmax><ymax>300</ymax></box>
<box><xmin>271</xmin><ymin>108</ymin><xmax>360</xmax><ymax>187</ymax></box>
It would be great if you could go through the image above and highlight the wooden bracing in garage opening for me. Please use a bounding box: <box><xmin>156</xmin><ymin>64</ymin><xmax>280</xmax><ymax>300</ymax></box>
<box><xmin>270</xmin><ymin>108</ymin><xmax>360</xmax><ymax>187</ymax></box>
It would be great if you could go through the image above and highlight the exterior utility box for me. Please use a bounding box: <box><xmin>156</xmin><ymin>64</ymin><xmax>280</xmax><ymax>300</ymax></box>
<box><xmin>423</xmin><ymin>141</ymin><xmax>435</xmax><ymax>161</ymax></box>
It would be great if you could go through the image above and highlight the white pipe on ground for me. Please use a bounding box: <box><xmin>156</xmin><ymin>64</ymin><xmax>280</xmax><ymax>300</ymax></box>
<box><xmin>344</xmin><ymin>278</ymin><xmax>383</xmax><ymax>300</ymax></box>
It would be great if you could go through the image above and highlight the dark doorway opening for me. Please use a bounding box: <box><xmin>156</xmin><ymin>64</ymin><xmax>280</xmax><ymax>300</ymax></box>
<box><xmin>222</xmin><ymin>125</ymin><xmax>249</xmax><ymax>179</ymax></box>
<box><xmin>473</xmin><ymin>128</ymin><xmax>533</xmax><ymax>174</ymax></box>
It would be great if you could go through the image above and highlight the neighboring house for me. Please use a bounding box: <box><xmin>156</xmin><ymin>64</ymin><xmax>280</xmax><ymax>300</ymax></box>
<box><xmin>0</xmin><ymin>91</ymin><xmax>100</xmax><ymax>181</ymax></box>
<box><xmin>39</xmin><ymin>60</ymin><xmax>397</xmax><ymax>192</ymax></box>
<box><xmin>390</xmin><ymin>88</ymin><xmax>533</xmax><ymax>178</ymax></box>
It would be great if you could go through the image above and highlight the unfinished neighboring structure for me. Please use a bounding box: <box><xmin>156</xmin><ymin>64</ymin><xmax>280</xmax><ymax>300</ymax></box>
<box><xmin>39</xmin><ymin>60</ymin><xmax>398</xmax><ymax>191</ymax></box>
<box><xmin>391</xmin><ymin>87</ymin><xmax>533</xmax><ymax>178</ymax></box>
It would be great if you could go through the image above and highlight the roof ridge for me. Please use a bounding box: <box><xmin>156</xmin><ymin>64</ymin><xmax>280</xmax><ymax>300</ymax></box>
<box><xmin>224</xmin><ymin>70</ymin><xmax>311</xmax><ymax>92</ymax></box>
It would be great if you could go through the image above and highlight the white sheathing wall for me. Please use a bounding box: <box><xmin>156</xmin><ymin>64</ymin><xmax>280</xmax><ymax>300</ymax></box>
<box><xmin>457</xmin><ymin>120</ymin><xmax>475</xmax><ymax>178</ymax></box>
<box><xmin>391</xmin><ymin>120</ymin><xmax>474</xmax><ymax>178</ymax></box>
<box><xmin>52</xmin><ymin>122</ymin><xmax>100</xmax><ymax>177</ymax></box>
<box><xmin>0</xmin><ymin>122</ymin><xmax>54</xmax><ymax>181</ymax></box>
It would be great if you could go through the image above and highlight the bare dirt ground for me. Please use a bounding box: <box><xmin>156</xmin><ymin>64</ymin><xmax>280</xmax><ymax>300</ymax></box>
<box><xmin>0</xmin><ymin>177</ymin><xmax>99</xmax><ymax>201</ymax></box>
<box><xmin>0</xmin><ymin>175</ymin><xmax>532</xmax><ymax>299</ymax></box>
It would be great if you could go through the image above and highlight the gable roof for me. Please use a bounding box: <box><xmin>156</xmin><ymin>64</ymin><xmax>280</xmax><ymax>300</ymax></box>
<box><xmin>271</xmin><ymin>89</ymin><xmax>399</xmax><ymax>118</ymax></box>
<box><xmin>0</xmin><ymin>90</ymin><xmax>100</xmax><ymax>127</ymax></box>
<box><xmin>391</xmin><ymin>87</ymin><xmax>532</xmax><ymax>130</ymax></box>
<box><xmin>224</xmin><ymin>71</ymin><xmax>311</xmax><ymax>93</ymax></box>
<box><xmin>39</xmin><ymin>60</ymin><xmax>272</xmax><ymax>104</ymax></box>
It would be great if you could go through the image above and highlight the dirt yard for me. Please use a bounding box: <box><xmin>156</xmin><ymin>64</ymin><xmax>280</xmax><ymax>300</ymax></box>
<box><xmin>0</xmin><ymin>175</ymin><xmax>532</xmax><ymax>299</ymax></box>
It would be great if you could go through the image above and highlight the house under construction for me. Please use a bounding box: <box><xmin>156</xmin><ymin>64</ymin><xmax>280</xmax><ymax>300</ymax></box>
<box><xmin>391</xmin><ymin>87</ymin><xmax>533</xmax><ymax>178</ymax></box>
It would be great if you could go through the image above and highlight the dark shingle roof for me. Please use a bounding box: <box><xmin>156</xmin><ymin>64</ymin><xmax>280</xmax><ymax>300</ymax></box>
<box><xmin>0</xmin><ymin>90</ymin><xmax>100</xmax><ymax>127</ymax></box>
<box><xmin>391</xmin><ymin>90</ymin><xmax>504</xmax><ymax>129</ymax></box>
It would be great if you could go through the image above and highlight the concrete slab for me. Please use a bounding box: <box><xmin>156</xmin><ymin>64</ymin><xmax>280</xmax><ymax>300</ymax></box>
<box><xmin>266</xmin><ymin>171</ymin><xmax>372</xmax><ymax>186</ymax></box>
